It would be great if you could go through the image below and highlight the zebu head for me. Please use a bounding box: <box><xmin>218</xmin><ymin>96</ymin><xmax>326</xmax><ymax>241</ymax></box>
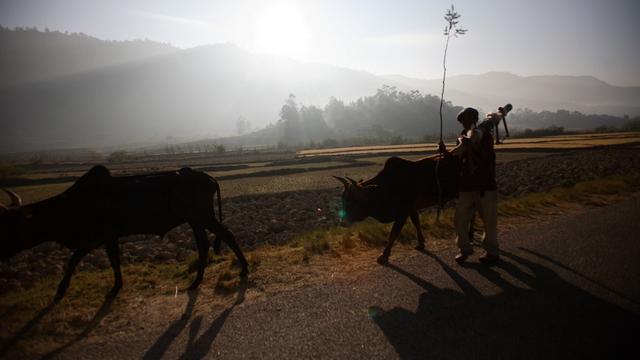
<box><xmin>333</xmin><ymin>176</ymin><xmax>376</xmax><ymax>224</ymax></box>
<box><xmin>0</xmin><ymin>189</ymin><xmax>28</xmax><ymax>260</ymax></box>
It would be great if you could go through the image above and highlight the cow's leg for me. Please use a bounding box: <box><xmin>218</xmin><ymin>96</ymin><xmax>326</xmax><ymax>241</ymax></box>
<box><xmin>377</xmin><ymin>216</ymin><xmax>408</xmax><ymax>265</ymax></box>
<box><xmin>208</xmin><ymin>222</ymin><xmax>248</xmax><ymax>278</ymax></box>
<box><xmin>55</xmin><ymin>248</ymin><xmax>90</xmax><ymax>301</ymax></box>
<box><xmin>410</xmin><ymin>210</ymin><xmax>426</xmax><ymax>250</ymax></box>
<box><xmin>469</xmin><ymin>212</ymin><xmax>476</xmax><ymax>243</ymax></box>
<box><xmin>189</xmin><ymin>226</ymin><xmax>209</xmax><ymax>290</ymax></box>
<box><xmin>105</xmin><ymin>239</ymin><xmax>123</xmax><ymax>296</ymax></box>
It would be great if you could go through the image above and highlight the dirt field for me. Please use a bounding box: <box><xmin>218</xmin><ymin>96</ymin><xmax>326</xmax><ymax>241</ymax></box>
<box><xmin>3</xmin><ymin>132</ymin><xmax>638</xmax><ymax>205</ymax></box>
<box><xmin>298</xmin><ymin>131</ymin><xmax>640</xmax><ymax>156</ymax></box>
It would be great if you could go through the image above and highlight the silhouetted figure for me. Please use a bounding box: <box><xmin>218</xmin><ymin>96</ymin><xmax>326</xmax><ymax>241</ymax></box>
<box><xmin>439</xmin><ymin>107</ymin><xmax>502</xmax><ymax>265</ymax></box>
<box><xmin>487</xmin><ymin>103</ymin><xmax>512</xmax><ymax>144</ymax></box>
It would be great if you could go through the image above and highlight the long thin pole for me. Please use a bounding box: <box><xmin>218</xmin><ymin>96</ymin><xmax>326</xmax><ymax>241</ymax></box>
<box><xmin>436</xmin><ymin>31</ymin><xmax>451</xmax><ymax>222</ymax></box>
<box><xmin>439</xmin><ymin>32</ymin><xmax>451</xmax><ymax>143</ymax></box>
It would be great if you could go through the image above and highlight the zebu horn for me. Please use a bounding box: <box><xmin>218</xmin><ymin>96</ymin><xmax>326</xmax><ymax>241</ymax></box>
<box><xmin>2</xmin><ymin>189</ymin><xmax>22</xmax><ymax>208</ymax></box>
<box><xmin>332</xmin><ymin>176</ymin><xmax>349</xmax><ymax>188</ymax></box>
<box><xmin>345</xmin><ymin>177</ymin><xmax>358</xmax><ymax>186</ymax></box>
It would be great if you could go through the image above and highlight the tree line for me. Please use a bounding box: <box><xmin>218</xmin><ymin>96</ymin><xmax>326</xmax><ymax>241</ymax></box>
<box><xmin>274</xmin><ymin>86</ymin><xmax>463</xmax><ymax>148</ymax></box>
<box><xmin>269</xmin><ymin>87</ymin><xmax>638</xmax><ymax>148</ymax></box>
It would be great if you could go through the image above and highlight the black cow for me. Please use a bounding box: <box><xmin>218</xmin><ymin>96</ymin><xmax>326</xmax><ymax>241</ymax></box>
<box><xmin>334</xmin><ymin>154</ymin><xmax>461</xmax><ymax>264</ymax></box>
<box><xmin>0</xmin><ymin>165</ymin><xmax>248</xmax><ymax>301</ymax></box>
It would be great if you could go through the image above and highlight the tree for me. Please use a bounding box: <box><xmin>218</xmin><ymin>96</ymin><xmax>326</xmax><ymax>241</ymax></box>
<box><xmin>300</xmin><ymin>105</ymin><xmax>333</xmax><ymax>142</ymax></box>
<box><xmin>324</xmin><ymin>97</ymin><xmax>352</xmax><ymax>129</ymax></box>
<box><xmin>279</xmin><ymin>94</ymin><xmax>302</xmax><ymax>147</ymax></box>
<box><xmin>439</xmin><ymin>5</ymin><xmax>467</xmax><ymax>140</ymax></box>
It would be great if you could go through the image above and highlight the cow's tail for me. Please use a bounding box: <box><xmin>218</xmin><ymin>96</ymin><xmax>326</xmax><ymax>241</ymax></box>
<box><xmin>206</xmin><ymin>174</ymin><xmax>223</xmax><ymax>223</ymax></box>
<box><xmin>215</xmin><ymin>179</ymin><xmax>223</xmax><ymax>223</ymax></box>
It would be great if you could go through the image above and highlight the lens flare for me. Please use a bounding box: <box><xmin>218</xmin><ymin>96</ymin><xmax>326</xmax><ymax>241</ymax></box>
<box><xmin>367</xmin><ymin>306</ymin><xmax>382</xmax><ymax>319</ymax></box>
<box><xmin>338</xmin><ymin>209</ymin><xmax>347</xmax><ymax>220</ymax></box>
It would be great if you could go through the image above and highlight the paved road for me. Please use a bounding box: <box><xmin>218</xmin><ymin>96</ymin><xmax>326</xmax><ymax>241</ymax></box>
<box><xmin>61</xmin><ymin>198</ymin><xmax>640</xmax><ymax>359</ymax></box>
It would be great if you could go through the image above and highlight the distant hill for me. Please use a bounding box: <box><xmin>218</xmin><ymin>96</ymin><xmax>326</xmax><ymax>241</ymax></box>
<box><xmin>0</xmin><ymin>42</ymin><xmax>402</xmax><ymax>152</ymax></box>
<box><xmin>386</xmin><ymin>72</ymin><xmax>640</xmax><ymax>117</ymax></box>
<box><xmin>1</xmin><ymin>28</ymin><xmax>638</xmax><ymax>153</ymax></box>
<box><xmin>0</xmin><ymin>26</ymin><xmax>177</xmax><ymax>89</ymax></box>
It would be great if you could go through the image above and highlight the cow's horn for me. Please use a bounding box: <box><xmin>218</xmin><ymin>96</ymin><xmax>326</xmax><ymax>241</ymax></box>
<box><xmin>345</xmin><ymin>177</ymin><xmax>358</xmax><ymax>186</ymax></box>
<box><xmin>2</xmin><ymin>189</ymin><xmax>22</xmax><ymax>208</ymax></box>
<box><xmin>332</xmin><ymin>176</ymin><xmax>349</xmax><ymax>188</ymax></box>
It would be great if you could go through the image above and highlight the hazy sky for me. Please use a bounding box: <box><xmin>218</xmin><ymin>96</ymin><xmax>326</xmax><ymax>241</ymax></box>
<box><xmin>1</xmin><ymin>0</ymin><xmax>639</xmax><ymax>86</ymax></box>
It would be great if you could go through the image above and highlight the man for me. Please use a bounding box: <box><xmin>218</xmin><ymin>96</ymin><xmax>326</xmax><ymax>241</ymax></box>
<box><xmin>439</xmin><ymin>107</ymin><xmax>502</xmax><ymax>265</ymax></box>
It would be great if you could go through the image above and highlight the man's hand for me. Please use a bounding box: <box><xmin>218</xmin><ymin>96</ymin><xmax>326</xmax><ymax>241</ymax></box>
<box><xmin>438</xmin><ymin>139</ymin><xmax>447</xmax><ymax>153</ymax></box>
<box><xmin>459</xmin><ymin>136</ymin><xmax>474</xmax><ymax>146</ymax></box>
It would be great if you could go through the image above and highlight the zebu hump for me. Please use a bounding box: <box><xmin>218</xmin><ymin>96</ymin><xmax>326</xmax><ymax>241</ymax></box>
<box><xmin>64</xmin><ymin>165</ymin><xmax>112</xmax><ymax>194</ymax></box>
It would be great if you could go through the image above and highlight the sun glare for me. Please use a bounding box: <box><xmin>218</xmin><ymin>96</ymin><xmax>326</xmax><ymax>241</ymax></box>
<box><xmin>255</xmin><ymin>2</ymin><xmax>310</xmax><ymax>60</ymax></box>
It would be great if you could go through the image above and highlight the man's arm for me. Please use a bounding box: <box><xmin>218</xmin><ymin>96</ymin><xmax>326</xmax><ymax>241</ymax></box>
<box><xmin>464</xmin><ymin>127</ymin><xmax>484</xmax><ymax>143</ymax></box>
<box><xmin>438</xmin><ymin>140</ymin><xmax>460</xmax><ymax>157</ymax></box>
<box><xmin>439</xmin><ymin>128</ymin><xmax>483</xmax><ymax>157</ymax></box>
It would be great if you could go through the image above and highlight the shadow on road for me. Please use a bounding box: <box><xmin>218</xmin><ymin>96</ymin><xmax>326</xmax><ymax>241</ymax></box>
<box><xmin>370</xmin><ymin>249</ymin><xmax>640</xmax><ymax>359</ymax></box>
<box><xmin>179</xmin><ymin>281</ymin><xmax>246</xmax><ymax>360</ymax></box>
<box><xmin>142</xmin><ymin>288</ymin><xmax>201</xmax><ymax>360</ymax></box>
<box><xmin>41</xmin><ymin>291</ymin><xmax>117</xmax><ymax>360</ymax></box>
<box><xmin>142</xmin><ymin>279</ymin><xmax>247</xmax><ymax>360</ymax></box>
<box><xmin>518</xmin><ymin>246</ymin><xmax>640</xmax><ymax>306</ymax></box>
<box><xmin>0</xmin><ymin>300</ymin><xmax>57</xmax><ymax>357</ymax></box>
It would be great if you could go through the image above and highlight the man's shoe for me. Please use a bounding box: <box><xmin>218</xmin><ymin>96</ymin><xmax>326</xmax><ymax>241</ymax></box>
<box><xmin>479</xmin><ymin>253</ymin><xmax>500</xmax><ymax>266</ymax></box>
<box><xmin>455</xmin><ymin>250</ymin><xmax>473</xmax><ymax>264</ymax></box>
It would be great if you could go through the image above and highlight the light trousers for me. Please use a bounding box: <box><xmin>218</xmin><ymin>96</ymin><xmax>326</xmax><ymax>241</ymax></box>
<box><xmin>454</xmin><ymin>190</ymin><xmax>498</xmax><ymax>256</ymax></box>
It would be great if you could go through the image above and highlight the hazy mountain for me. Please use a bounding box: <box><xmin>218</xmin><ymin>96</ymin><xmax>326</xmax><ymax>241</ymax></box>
<box><xmin>0</xmin><ymin>43</ymin><xmax>402</xmax><ymax>153</ymax></box>
<box><xmin>0</xmin><ymin>27</ymin><xmax>177</xmax><ymax>89</ymax></box>
<box><xmin>385</xmin><ymin>72</ymin><xmax>640</xmax><ymax>117</ymax></box>
<box><xmin>1</xmin><ymin>28</ymin><xmax>638</xmax><ymax>153</ymax></box>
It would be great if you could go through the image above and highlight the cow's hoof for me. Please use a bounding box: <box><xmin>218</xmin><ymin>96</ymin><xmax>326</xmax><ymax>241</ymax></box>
<box><xmin>414</xmin><ymin>243</ymin><xmax>425</xmax><ymax>251</ymax></box>
<box><xmin>376</xmin><ymin>255</ymin><xmax>389</xmax><ymax>265</ymax></box>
